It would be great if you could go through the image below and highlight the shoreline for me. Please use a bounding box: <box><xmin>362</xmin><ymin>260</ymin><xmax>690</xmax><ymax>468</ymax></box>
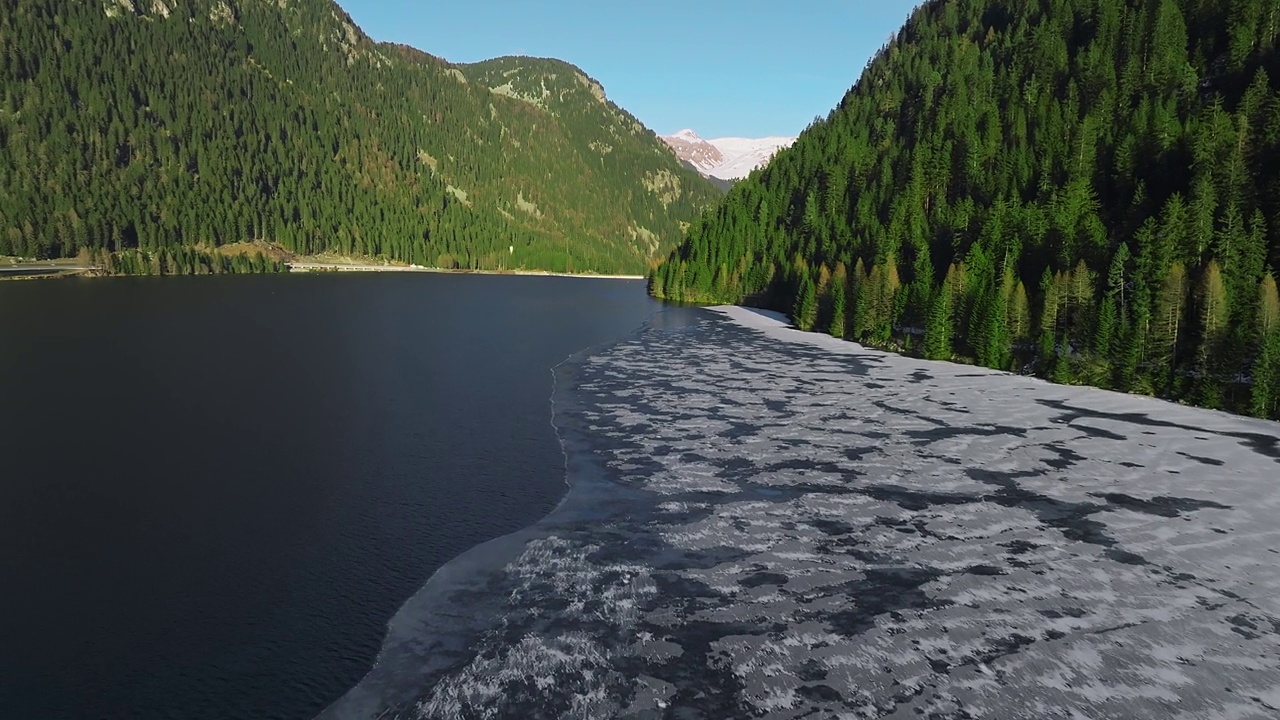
<box><xmin>0</xmin><ymin>260</ymin><xmax>647</xmax><ymax>282</ymax></box>
<box><xmin>288</xmin><ymin>262</ymin><xmax>645</xmax><ymax>280</ymax></box>
<box><xmin>317</xmin><ymin>302</ymin><xmax>1280</xmax><ymax>718</ymax></box>
<box><xmin>314</xmin><ymin>306</ymin><xmax>703</xmax><ymax>719</ymax></box>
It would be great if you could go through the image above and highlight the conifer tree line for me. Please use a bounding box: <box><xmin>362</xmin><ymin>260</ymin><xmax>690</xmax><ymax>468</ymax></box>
<box><xmin>76</xmin><ymin>245</ymin><xmax>287</xmax><ymax>276</ymax></box>
<box><xmin>654</xmin><ymin>0</ymin><xmax>1280</xmax><ymax>418</ymax></box>
<box><xmin>0</xmin><ymin>0</ymin><xmax>718</xmax><ymax>276</ymax></box>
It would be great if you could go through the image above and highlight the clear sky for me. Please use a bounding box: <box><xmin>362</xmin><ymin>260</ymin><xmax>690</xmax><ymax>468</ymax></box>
<box><xmin>336</xmin><ymin>1</ymin><xmax>921</xmax><ymax>139</ymax></box>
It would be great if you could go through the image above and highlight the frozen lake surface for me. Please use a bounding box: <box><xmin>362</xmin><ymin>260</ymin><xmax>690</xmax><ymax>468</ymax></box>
<box><xmin>324</xmin><ymin>306</ymin><xmax>1280</xmax><ymax>719</ymax></box>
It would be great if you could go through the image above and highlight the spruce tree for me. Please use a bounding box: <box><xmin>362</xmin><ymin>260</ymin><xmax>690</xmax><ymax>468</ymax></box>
<box><xmin>923</xmin><ymin>291</ymin><xmax>954</xmax><ymax>361</ymax></box>
<box><xmin>794</xmin><ymin>273</ymin><xmax>818</xmax><ymax>332</ymax></box>
<box><xmin>1195</xmin><ymin>261</ymin><xmax>1230</xmax><ymax>405</ymax></box>
<box><xmin>1252</xmin><ymin>274</ymin><xmax>1280</xmax><ymax>417</ymax></box>
<box><xmin>1153</xmin><ymin>262</ymin><xmax>1190</xmax><ymax>388</ymax></box>
<box><xmin>829</xmin><ymin>263</ymin><xmax>848</xmax><ymax>339</ymax></box>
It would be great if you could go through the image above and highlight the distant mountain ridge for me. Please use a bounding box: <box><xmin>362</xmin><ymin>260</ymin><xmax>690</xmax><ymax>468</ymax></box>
<box><xmin>661</xmin><ymin>129</ymin><xmax>795</xmax><ymax>181</ymax></box>
<box><xmin>0</xmin><ymin>0</ymin><xmax>720</xmax><ymax>275</ymax></box>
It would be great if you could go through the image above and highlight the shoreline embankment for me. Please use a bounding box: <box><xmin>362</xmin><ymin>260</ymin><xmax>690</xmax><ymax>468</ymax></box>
<box><xmin>287</xmin><ymin>262</ymin><xmax>645</xmax><ymax>280</ymax></box>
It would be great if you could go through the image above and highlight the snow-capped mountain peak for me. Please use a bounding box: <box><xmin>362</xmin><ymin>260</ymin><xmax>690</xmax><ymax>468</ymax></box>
<box><xmin>661</xmin><ymin>129</ymin><xmax>795</xmax><ymax>181</ymax></box>
<box><xmin>661</xmin><ymin>129</ymin><xmax>724</xmax><ymax>176</ymax></box>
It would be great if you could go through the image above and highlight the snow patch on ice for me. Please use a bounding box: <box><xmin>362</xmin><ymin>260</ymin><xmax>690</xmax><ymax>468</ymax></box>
<box><xmin>319</xmin><ymin>303</ymin><xmax>1280</xmax><ymax>720</ymax></box>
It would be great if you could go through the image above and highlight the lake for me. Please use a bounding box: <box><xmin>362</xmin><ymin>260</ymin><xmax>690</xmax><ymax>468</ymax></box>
<box><xmin>0</xmin><ymin>273</ymin><xmax>680</xmax><ymax>720</ymax></box>
<box><xmin>10</xmin><ymin>274</ymin><xmax>1279</xmax><ymax>720</ymax></box>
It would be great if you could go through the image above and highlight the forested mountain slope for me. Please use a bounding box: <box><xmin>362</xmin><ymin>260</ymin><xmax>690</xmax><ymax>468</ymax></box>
<box><xmin>0</xmin><ymin>0</ymin><xmax>719</xmax><ymax>274</ymax></box>
<box><xmin>654</xmin><ymin>0</ymin><xmax>1280</xmax><ymax>417</ymax></box>
<box><xmin>458</xmin><ymin>56</ymin><xmax>716</xmax><ymax>255</ymax></box>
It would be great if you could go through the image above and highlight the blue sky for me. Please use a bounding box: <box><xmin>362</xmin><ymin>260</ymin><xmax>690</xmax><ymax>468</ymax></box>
<box><xmin>337</xmin><ymin>1</ymin><xmax>921</xmax><ymax>139</ymax></box>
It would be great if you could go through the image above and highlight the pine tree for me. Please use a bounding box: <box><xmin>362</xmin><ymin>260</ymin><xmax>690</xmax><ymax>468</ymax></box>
<box><xmin>1008</xmin><ymin>278</ymin><xmax>1031</xmax><ymax>347</ymax></box>
<box><xmin>829</xmin><ymin>262</ymin><xmax>848</xmax><ymax>338</ymax></box>
<box><xmin>1252</xmin><ymin>274</ymin><xmax>1280</xmax><ymax>417</ymax></box>
<box><xmin>815</xmin><ymin>264</ymin><xmax>834</xmax><ymax>331</ymax></box>
<box><xmin>880</xmin><ymin>258</ymin><xmax>902</xmax><ymax>342</ymax></box>
<box><xmin>1152</xmin><ymin>262</ymin><xmax>1189</xmax><ymax>387</ymax></box>
<box><xmin>1095</xmin><ymin>244</ymin><xmax>1131</xmax><ymax>365</ymax></box>
<box><xmin>1038</xmin><ymin>267</ymin><xmax>1061</xmax><ymax>367</ymax></box>
<box><xmin>1195</xmin><ymin>261</ymin><xmax>1230</xmax><ymax>405</ymax></box>
<box><xmin>1095</xmin><ymin>299</ymin><xmax>1118</xmax><ymax>360</ymax></box>
<box><xmin>649</xmin><ymin>268</ymin><xmax>666</xmax><ymax>299</ymax></box>
<box><xmin>794</xmin><ymin>272</ymin><xmax>818</xmax><ymax>332</ymax></box>
<box><xmin>923</xmin><ymin>289</ymin><xmax>953</xmax><ymax>361</ymax></box>
<box><xmin>849</xmin><ymin>258</ymin><xmax>869</xmax><ymax>340</ymax></box>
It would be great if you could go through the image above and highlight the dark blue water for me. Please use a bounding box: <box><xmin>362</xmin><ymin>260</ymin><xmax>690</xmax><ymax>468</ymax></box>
<box><xmin>0</xmin><ymin>273</ymin><xmax>665</xmax><ymax>720</ymax></box>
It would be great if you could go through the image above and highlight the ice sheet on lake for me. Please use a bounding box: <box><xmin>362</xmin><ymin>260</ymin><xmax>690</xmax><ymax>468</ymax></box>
<box><xmin>319</xmin><ymin>306</ymin><xmax>1280</xmax><ymax>720</ymax></box>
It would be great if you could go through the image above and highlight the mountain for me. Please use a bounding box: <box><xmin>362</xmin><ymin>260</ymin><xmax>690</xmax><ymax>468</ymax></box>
<box><xmin>679</xmin><ymin>161</ymin><xmax>736</xmax><ymax>193</ymax></box>
<box><xmin>661</xmin><ymin>129</ymin><xmax>795</xmax><ymax>180</ymax></box>
<box><xmin>0</xmin><ymin>0</ymin><xmax>720</xmax><ymax>275</ymax></box>
<box><xmin>653</xmin><ymin>0</ymin><xmax>1280</xmax><ymax>419</ymax></box>
<box><xmin>662</xmin><ymin>130</ymin><xmax>726</xmax><ymax>175</ymax></box>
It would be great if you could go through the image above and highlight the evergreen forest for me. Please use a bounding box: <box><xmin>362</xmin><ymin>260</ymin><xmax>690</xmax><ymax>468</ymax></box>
<box><xmin>0</xmin><ymin>0</ymin><xmax>719</xmax><ymax>275</ymax></box>
<box><xmin>653</xmin><ymin>0</ymin><xmax>1280</xmax><ymax>419</ymax></box>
